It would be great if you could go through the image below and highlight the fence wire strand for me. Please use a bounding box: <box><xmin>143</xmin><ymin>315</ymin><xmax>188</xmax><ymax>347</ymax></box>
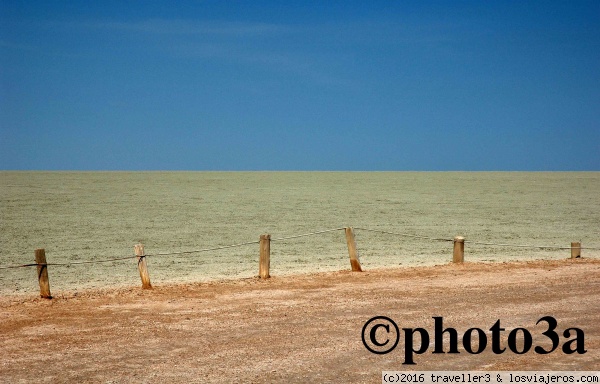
<box><xmin>145</xmin><ymin>240</ymin><xmax>260</xmax><ymax>257</ymax></box>
<box><xmin>0</xmin><ymin>255</ymin><xmax>138</xmax><ymax>270</ymax></box>
<box><xmin>463</xmin><ymin>240</ymin><xmax>600</xmax><ymax>250</ymax></box>
<box><xmin>354</xmin><ymin>227</ymin><xmax>454</xmax><ymax>242</ymax></box>
<box><xmin>270</xmin><ymin>227</ymin><xmax>346</xmax><ymax>242</ymax></box>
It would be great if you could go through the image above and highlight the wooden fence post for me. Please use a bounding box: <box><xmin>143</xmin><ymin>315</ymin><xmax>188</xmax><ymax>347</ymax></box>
<box><xmin>345</xmin><ymin>227</ymin><xmax>363</xmax><ymax>272</ymax></box>
<box><xmin>259</xmin><ymin>234</ymin><xmax>271</xmax><ymax>279</ymax></box>
<box><xmin>453</xmin><ymin>236</ymin><xmax>465</xmax><ymax>263</ymax></box>
<box><xmin>134</xmin><ymin>243</ymin><xmax>152</xmax><ymax>289</ymax></box>
<box><xmin>571</xmin><ymin>242</ymin><xmax>581</xmax><ymax>259</ymax></box>
<box><xmin>35</xmin><ymin>248</ymin><xmax>52</xmax><ymax>299</ymax></box>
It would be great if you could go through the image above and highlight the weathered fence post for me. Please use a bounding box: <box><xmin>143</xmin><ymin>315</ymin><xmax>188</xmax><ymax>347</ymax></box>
<box><xmin>259</xmin><ymin>234</ymin><xmax>271</xmax><ymax>279</ymax></box>
<box><xmin>345</xmin><ymin>227</ymin><xmax>363</xmax><ymax>272</ymax></box>
<box><xmin>571</xmin><ymin>242</ymin><xmax>581</xmax><ymax>259</ymax></box>
<box><xmin>453</xmin><ymin>236</ymin><xmax>465</xmax><ymax>263</ymax></box>
<box><xmin>134</xmin><ymin>243</ymin><xmax>152</xmax><ymax>289</ymax></box>
<box><xmin>35</xmin><ymin>248</ymin><xmax>52</xmax><ymax>299</ymax></box>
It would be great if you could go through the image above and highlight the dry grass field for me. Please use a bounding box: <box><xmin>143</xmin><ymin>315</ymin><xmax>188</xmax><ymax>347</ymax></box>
<box><xmin>1</xmin><ymin>258</ymin><xmax>599</xmax><ymax>383</ymax></box>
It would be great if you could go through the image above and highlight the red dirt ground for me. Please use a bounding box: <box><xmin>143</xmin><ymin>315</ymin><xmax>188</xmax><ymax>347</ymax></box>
<box><xmin>1</xmin><ymin>258</ymin><xmax>599</xmax><ymax>383</ymax></box>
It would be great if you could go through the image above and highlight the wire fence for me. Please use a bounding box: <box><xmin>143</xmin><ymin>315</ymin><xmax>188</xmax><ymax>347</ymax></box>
<box><xmin>1</xmin><ymin>226</ymin><xmax>598</xmax><ymax>272</ymax></box>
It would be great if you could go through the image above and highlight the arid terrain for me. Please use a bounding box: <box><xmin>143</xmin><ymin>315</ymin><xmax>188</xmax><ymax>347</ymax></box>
<box><xmin>1</xmin><ymin>258</ymin><xmax>598</xmax><ymax>383</ymax></box>
<box><xmin>3</xmin><ymin>172</ymin><xmax>599</xmax><ymax>296</ymax></box>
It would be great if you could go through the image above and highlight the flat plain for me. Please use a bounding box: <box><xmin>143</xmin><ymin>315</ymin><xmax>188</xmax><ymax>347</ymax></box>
<box><xmin>1</xmin><ymin>172</ymin><xmax>599</xmax><ymax>295</ymax></box>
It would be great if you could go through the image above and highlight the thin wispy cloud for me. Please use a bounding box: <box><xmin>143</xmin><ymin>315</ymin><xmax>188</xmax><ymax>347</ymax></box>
<box><xmin>70</xmin><ymin>19</ymin><xmax>287</xmax><ymax>37</ymax></box>
<box><xmin>78</xmin><ymin>19</ymin><xmax>356</xmax><ymax>88</ymax></box>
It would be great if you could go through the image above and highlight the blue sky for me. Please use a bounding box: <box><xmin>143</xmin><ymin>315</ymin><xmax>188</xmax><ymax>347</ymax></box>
<box><xmin>1</xmin><ymin>1</ymin><xmax>599</xmax><ymax>170</ymax></box>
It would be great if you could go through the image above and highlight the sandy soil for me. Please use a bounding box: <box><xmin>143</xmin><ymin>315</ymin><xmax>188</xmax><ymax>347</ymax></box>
<box><xmin>1</xmin><ymin>258</ymin><xmax>599</xmax><ymax>383</ymax></box>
